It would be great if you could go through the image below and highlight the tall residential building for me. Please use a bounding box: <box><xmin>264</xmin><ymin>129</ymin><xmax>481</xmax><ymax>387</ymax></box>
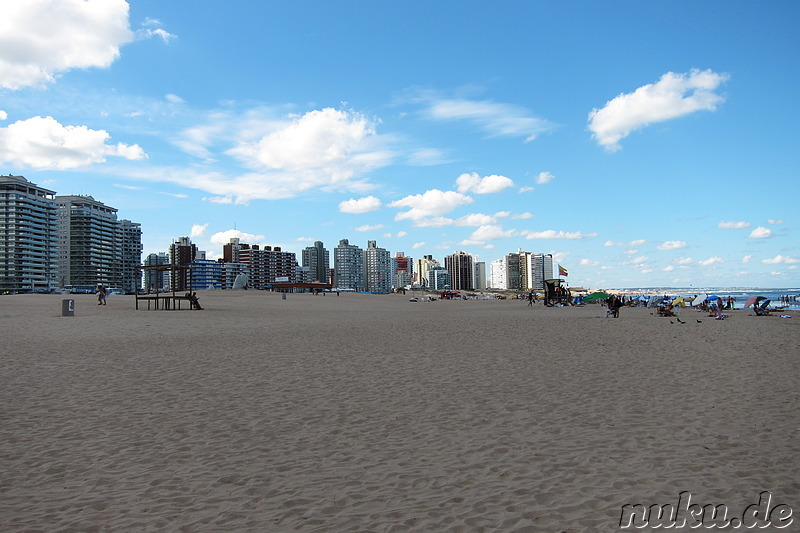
<box><xmin>119</xmin><ymin>219</ymin><xmax>142</xmax><ymax>293</ymax></box>
<box><xmin>302</xmin><ymin>241</ymin><xmax>330</xmax><ymax>283</ymax></box>
<box><xmin>505</xmin><ymin>251</ymin><xmax>523</xmax><ymax>290</ymax></box>
<box><xmin>489</xmin><ymin>258</ymin><xmax>507</xmax><ymax>289</ymax></box>
<box><xmin>170</xmin><ymin>237</ymin><xmax>197</xmax><ymax>292</ymax></box>
<box><xmin>189</xmin><ymin>259</ymin><xmax>223</xmax><ymax>290</ymax></box>
<box><xmin>444</xmin><ymin>250</ymin><xmax>474</xmax><ymax>291</ymax></box>
<box><xmin>333</xmin><ymin>239</ymin><xmax>364</xmax><ymax>291</ymax></box>
<box><xmin>391</xmin><ymin>252</ymin><xmax>413</xmax><ymax>289</ymax></box>
<box><xmin>473</xmin><ymin>261</ymin><xmax>486</xmax><ymax>290</ymax></box>
<box><xmin>364</xmin><ymin>240</ymin><xmax>391</xmax><ymax>293</ymax></box>
<box><xmin>531</xmin><ymin>253</ymin><xmax>554</xmax><ymax>291</ymax></box>
<box><xmin>237</xmin><ymin>245</ymin><xmax>297</xmax><ymax>289</ymax></box>
<box><xmin>0</xmin><ymin>175</ymin><xmax>58</xmax><ymax>293</ymax></box>
<box><xmin>428</xmin><ymin>266</ymin><xmax>451</xmax><ymax>291</ymax></box>
<box><xmin>415</xmin><ymin>255</ymin><xmax>439</xmax><ymax>287</ymax></box>
<box><xmin>56</xmin><ymin>195</ymin><xmax>141</xmax><ymax>290</ymax></box>
<box><xmin>142</xmin><ymin>252</ymin><xmax>170</xmax><ymax>292</ymax></box>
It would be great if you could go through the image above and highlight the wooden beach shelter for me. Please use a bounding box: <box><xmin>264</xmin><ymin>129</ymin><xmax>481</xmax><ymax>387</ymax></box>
<box><xmin>135</xmin><ymin>264</ymin><xmax>195</xmax><ymax>310</ymax></box>
<box><xmin>543</xmin><ymin>278</ymin><xmax>571</xmax><ymax>306</ymax></box>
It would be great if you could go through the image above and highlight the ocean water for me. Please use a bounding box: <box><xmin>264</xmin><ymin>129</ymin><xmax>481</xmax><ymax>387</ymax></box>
<box><xmin>612</xmin><ymin>287</ymin><xmax>800</xmax><ymax>310</ymax></box>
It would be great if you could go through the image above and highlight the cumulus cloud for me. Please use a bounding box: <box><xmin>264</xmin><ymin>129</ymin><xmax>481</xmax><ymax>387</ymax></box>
<box><xmin>454</xmin><ymin>213</ymin><xmax>497</xmax><ymax>227</ymax></box>
<box><xmin>210</xmin><ymin>229</ymin><xmax>265</xmax><ymax>246</ymax></box>
<box><xmin>588</xmin><ymin>69</ymin><xmax>729</xmax><ymax>151</ymax></box>
<box><xmin>190</xmin><ymin>224</ymin><xmax>208</xmax><ymax>238</ymax></box>
<box><xmin>512</xmin><ymin>212</ymin><xmax>534</xmax><ymax>219</ymax></box>
<box><xmin>762</xmin><ymin>255</ymin><xmax>800</xmax><ymax>265</ymax></box>
<box><xmin>0</xmin><ymin>115</ymin><xmax>147</xmax><ymax>169</ymax></box>
<box><xmin>524</xmin><ymin>230</ymin><xmax>597</xmax><ymax>240</ymax></box>
<box><xmin>742</xmin><ymin>255</ymin><xmax>752</xmax><ymax>263</ymax></box>
<box><xmin>0</xmin><ymin>110</ymin><xmax>7</xmax><ymax>121</ymax></box>
<box><xmin>455</xmin><ymin>172</ymin><xmax>514</xmax><ymax>194</ymax></box>
<box><xmin>223</xmin><ymin>108</ymin><xmax>394</xmax><ymax>201</ymax></box>
<box><xmin>0</xmin><ymin>0</ymin><xmax>135</xmax><ymax>90</ymax></box>
<box><xmin>518</xmin><ymin>186</ymin><xmax>534</xmax><ymax>193</ymax></box>
<box><xmin>389</xmin><ymin>189</ymin><xmax>473</xmax><ymax>222</ymax></box>
<box><xmin>748</xmin><ymin>226</ymin><xmax>772</xmax><ymax>239</ymax></box>
<box><xmin>461</xmin><ymin>225</ymin><xmax>515</xmax><ymax>244</ymax></box>
<box><xmin>424</xmin><ymin>97</ymin><xmax>554</xmax><ymax>142</ymax></box>
<box><xmin>718</xmin><ymin>221</ymin><xmax>751</xmax><ymax>229</ymax></box>
<box><xmin>396</xmin><ymin>231</ymin><xmax>407</xmax><ymax>238</ymax></box>
<box><xmin>605</xmin><ymin>239</ymin><xmax>647</xmax><ymax>247</ymax></box>
<box><xmin>339</xmin><ymin>196</ymin><xmax>382</xmax><ymax>214</ymax></box>
<box><xmin>412</xmin><ymin>242</ymin><xmax>426</xmax><ymax>249</ymax></box>
<box><xmin>657</xmin><ymin>240</ymin><xmax>687</xmax><ymax>250</ymax></box>
<box><xmin>698</xmin><ymin>256</ymin><xmax>723</xmax><ymax>266</ymax></box>
<box><xmin>535</xmin><ymin>171</ymin><xmax>555</xmax><ymax>184</ymax></box>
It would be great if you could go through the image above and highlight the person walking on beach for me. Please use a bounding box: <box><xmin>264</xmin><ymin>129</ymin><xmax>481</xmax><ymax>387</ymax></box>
<box><xmin>97</xmin><ymin>284</ymin><xmax>107</xmax><ymax>305</ymax></box>
<box><xmin>527</xmin><ymin>292</ymin><xmax>534</xmax><ymax>307</ymax></box>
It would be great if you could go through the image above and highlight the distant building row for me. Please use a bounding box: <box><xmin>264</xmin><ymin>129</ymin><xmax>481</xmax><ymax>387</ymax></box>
<box><xmin>0</xmin><ymin>175</ymin><xmax>141</xmax><ymax>293</ymax></box>
<box><xmin>1</xmin><ymin>174</ymin><xmax>554</xmax><ymax>294</ymax></box>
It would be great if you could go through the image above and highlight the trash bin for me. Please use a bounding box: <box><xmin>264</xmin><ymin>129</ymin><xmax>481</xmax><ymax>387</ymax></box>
<box><xmin>62</xmin><ymin>298</ymin><xmax>75</xmax><ymax>317</ymax></box>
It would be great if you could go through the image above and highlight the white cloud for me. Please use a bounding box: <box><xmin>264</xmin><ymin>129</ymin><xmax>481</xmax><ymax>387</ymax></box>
<box><xmin>0</xmin><ymin>110</ymin><xmax>7</xmax><ymax>121</ymax></box>
<box><xmin>524</xmin><ymin>230</ymin><xmax>597</xmax><ymax>240</ymax></box>
<box><xmin>408</xmin><ymin>148</ymin><xmax>449</xmax><ymax>166</ymax></box>
<box><xmin>396</xmin><ymin>231</ymin><xmax>408</xmax><ymax>238</ymax></box>
<box><xmin>454</xmin><ymin>213</ymin><xmax>497</xmax><ymax>227</ymax></box>
<box><xmin>657</xmin><ymin>240</ymin><xmax>687</xmax><ymax>250</ymax></box>
<box><xmin>748</xmin><ymin>226</ymin><xmax>772</xmax><ymax>239</ymax></box>
<box><xmin>518</xmin><ymin>186</ymin><xmax>534</xmax><ymax>193</ymax></box>
<box><xmin>762</xmin><ymin>255</ymin><xmax>800</xmax><ymax>265</ymax></box>
<box><xmin>190</xmin><ymin>224</ymin><xmax>208</xmax><ymax>238</ymax></box>
<box><xmin>588</xmin><ymin>69</ymin><xmax>729</xmax><ymax>151</ymax></box>
<box><xmin>605</xmin><ymin>239</ymin><xmax>646</xmax><ymax>247</ymax></box>
<box><xmin>512</xmin><ymin>212</ymin><xmax>534</xmax><ymax>219</ymax></box>
<box><xmin>663</xmin><ymin>265</ymin><xmax>675</xmax><ymax>272</ymax></box>
<box><xmin>535</xmin><ymin>171</ymin><xmax>555</xmax><ymax>184</ymax></box>
<box><xmin>136</xmin><ymin>19</ymin><xmax>175</xmax><ymax>43</ymax></box>
<box><xmin>390</xmin><ymin>189</ymin><xmax>473</xmax><ymax>221</ymax></box>
<box><xmin>675</xmin><ymin>257</ymin><xmax>694</xmax><ymax>266</ymax></box>
<box><xmin>210</xmin><ymin>229</ymin><xmax>265</xmax><ymax>245</ymax></box>
<box><xmin>165</xmin><ymin>94</ymin><xmax>185</xmax><ymax>104</ymax></box>
<box><xmin>580</xmin><ymin>259</ymin><xmax>600</xmax><ymax>266</ymax></box>
<box><xmin>355</xmin><ymin>224</ymin><xmax>383</xmax><ymax>232</ymax></box>
<box><xmin>424</xmin><ymin>97</ymin><xmax>554</xmax><ymax>142</ymax></box>
<box><xmin>767</xmin><ymin>219</ymin><xmax>783</xmax><ymax>224</ymax></box>
<box><xmin>412</xmin><ymin>242</ymin><xmax>426</xmax><ymax>249</ymax></box>
<box><xmin>339</xmin><ymin>195</ymin><xmax>382</xmax><ymax>214</ymax></box>
<box><xmin>223</xmin><ymin>108</ymin><xmax>394</xmax><ymax>201</ymax></box>
<box><xmin>698</xmin><ymin>256</ymin><xmax>723</xmax><ymax>266</ymax></box>
<box><xmin>463</xmin><ymin>225</ymin><xmax>515</xmax><ymax>243</ymax></box>
<box><xmin>718</xmin><ymin>220</ymin><xmax>751</xmax><ymax>229</ymax></box>
<box><xmin>0</xmin><ymin>115</ymin><xmax>147</xmax><ymax>169</ymax></box>
<box><xmin>0</xmin><ymin>0</ymin><xmax>135</xmax><ymax>90</ymax></box>
<box><xmin>742</xmin><ymin>255</ymin><xmax>752</xmax><ymax>263</ymax></box>
<box><xmin>455</xmin><ymin>172</ymin><xmax>514</xmax><ymax>194</ymax></box>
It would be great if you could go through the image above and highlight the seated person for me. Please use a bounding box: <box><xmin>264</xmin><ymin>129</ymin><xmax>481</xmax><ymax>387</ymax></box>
<box><xmin>754</xmin><ymin>299</ymin><xmax>771</xmax><ymax>316</ymax></box>
<box><xmin>185</xmin><ymin>291</ymin><xmax>203</xmax><ymax>310</ymax></box>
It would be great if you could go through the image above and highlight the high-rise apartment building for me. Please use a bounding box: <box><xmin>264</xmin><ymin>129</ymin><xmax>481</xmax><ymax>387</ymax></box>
<box><xmin>55</xmin><ymin>195</ymin><xmax>141</xmax><ymax>291</ymax></box>
<box><xmin>302</xmin><ymin>241</ymin><xmax>330</xmax><ymax>283</ymax></box>
<box><xmin>142</xmin><ymin>252</ymin><xmax>170</xmax><ymax>292</ymax></box>
<box><xmin>0</xmin><ymin>175</ymin><xmax>58</xmax><ymax>293</ymax></box>
<box><xmin>444</xmin><ymin>250</ymin><xmax>474</xmax><ymax>291</ymax></box>
<box><xmin>364</xmin><ymin>240</ymin><xmax>391</xmax><ymax>293</ymax></box>
<box><xmin>333</xmin><ymin>239</ymin><xmax>364</xmax><ymax>291</ymax></box>
<box><xmin>473</xmin><ymin>261</ymin><xmax>486</xmax><ymax>290</ymax></box>
<box><xmin>237</xmin><ymin>245</ymin><xmax>297</xmax><ymax>289</ymax></box>
<box><xmin>428</xmin><ymin>266</ymin><xmax>451</xmax><ymax>291</ymax></box>
<box><xmin>391</xmin><ymin>252</ymin><xmax>413</xmax><ymax>289</ymax></box>
<box><xmin>490</xmin><ymin>258</ymin><xmax>507</xmax><ymax>289</ymax></box>
<box><xmin>169</xmin><ymin>237</ymin><xmax>197</xmax><ymax>292</ymax></box>
<box><xmin>531</xmin><ymin>253</ymin><xmax>554</xmax><ymax>291</ymax></box>
<box><xmin>505</xmin><ymin>251</ymin><xmax>522</xmax><ymax>290</ymax></box>
<box><xmin>415</xmin><ymin>255</ymin><xmax>439</xmax><ymax>287</ymax></box>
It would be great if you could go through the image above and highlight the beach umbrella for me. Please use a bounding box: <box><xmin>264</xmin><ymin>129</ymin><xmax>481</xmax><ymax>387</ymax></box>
<box><xmin>705</xmin><ymin>295</ymin><xmax>721</xmax><ymax>301</ymax></box>
<box><xmin>584</xmin><ymin>291</ymin><xmax>609</xmax><ymax>302</ymax></box>
<box><xmin>744</xmin><ymin>295</ymin><xmax>766</xmax><ymax>308</ymax></box>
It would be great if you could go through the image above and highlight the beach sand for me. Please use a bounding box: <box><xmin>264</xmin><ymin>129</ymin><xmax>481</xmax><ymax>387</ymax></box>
<box><xmin>1</xmin><ymin>291</ymin><xmax>798</xmax><ymax>531</ymax></box>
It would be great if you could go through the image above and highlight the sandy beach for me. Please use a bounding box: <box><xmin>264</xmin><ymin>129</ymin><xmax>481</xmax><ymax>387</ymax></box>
<box><xmin>1</xmin><ymin>291</ymin><xmax>798</xmax><ymax>531</ymax></box>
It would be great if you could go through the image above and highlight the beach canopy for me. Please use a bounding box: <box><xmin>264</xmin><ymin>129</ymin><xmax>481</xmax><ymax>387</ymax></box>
<box><xmin>744</xmin><ymin>295</ymin><xmax>767</xmax><ymax>308</ymax></box>
<box><xmin>705</xmin><ymin>295</ymin><xmax>721</xmax><ymax>301</ymax></box>
<box><xmin>584</xmin><ymin>291</ymin><xmax>609</xmax><ymax>302</ymax></box>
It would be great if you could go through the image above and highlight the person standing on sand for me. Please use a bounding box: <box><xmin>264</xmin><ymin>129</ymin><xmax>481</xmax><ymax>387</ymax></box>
<box><xmin>97</xmin><ymin>284</ymin><xmax>107</xmax><ymax>305</ymax></box>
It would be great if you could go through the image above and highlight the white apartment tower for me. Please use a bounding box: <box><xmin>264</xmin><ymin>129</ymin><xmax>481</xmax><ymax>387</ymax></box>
<box><xmin>0</xmin><ymin>175</ymin><xmax>58</xmax><ymax>293</ymax></box>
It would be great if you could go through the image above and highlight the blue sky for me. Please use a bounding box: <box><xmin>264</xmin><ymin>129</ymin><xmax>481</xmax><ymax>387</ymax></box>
<box><xmin>1</xmin><ymin>1</ymin><xmax>798</xmax><ymax>288</ymax></box>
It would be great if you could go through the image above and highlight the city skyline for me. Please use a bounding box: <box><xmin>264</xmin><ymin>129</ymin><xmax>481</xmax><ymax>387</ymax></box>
<box><xmin>1</xmin><ymin>1</ymin><xmax>798</xmax><ymax>288</ymax></box>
